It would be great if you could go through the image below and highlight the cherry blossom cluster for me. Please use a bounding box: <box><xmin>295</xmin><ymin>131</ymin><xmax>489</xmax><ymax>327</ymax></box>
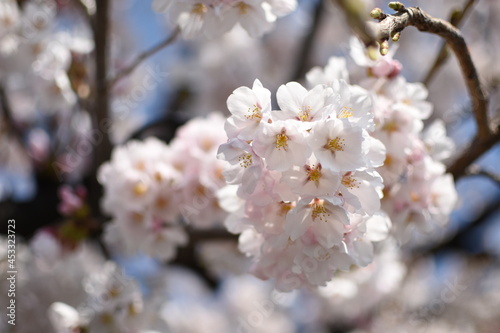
<box><xmin>48</xmin><ymin>263</ymin><xmax>145</xmax><ymax>333</ymax></box>
<box><xmin>98</xmin><ymin>113</ymin><xmax>228</xmax><ymax>261</ymax></box>
<box><xmin>0</xmin><ymin>0</ymin><xmax>93</xmax><ymax>117</ymax></box>
<box><xmin>217</xmin><ymin>78</ymin><xmax>391</xmax><ymax>291</ymax></box>
<box><xmin>152</xmin><ymin>0</ymin><xmax>297</xmax><ymax>38</ymax></box>
<box><xmin>307</xmin><ymin>38</ymin><xmax>457</xmax><ymax>243</ymax></box>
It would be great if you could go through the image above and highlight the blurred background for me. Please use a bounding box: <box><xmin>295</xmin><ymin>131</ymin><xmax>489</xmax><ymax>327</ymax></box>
<box><xmin>0</xmin><ymin>0</ymin><xmax>499</xmax><ymax>332</ymax></box>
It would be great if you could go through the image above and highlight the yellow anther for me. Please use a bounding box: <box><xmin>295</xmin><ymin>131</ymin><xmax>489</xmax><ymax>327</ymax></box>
<box><xmin>342</xmin><ymin>174</ymin><xmax>360</xmax><ymax>189</ymax></box>
<box><xmin>245</xmin><ymin>105</ymin><xmax>262</xmax><ymax>121</ymax></box>
<box><xmin>339</xmin><ymin>106</ymin><xmax>354</xmax><ymax>118</ymax></box>
<box><xmin>238</xmin><ymin>153</ymin><xmax>253</xmax><ymax>168</ymax></box>
<box><xmin>192</xmin><ymin>3</ymin><xmax>207</xmax><ymax>15</ymax></box>
<box><xmin>298</xmin><ymin>106</ymin><xmax>312</xmax><ymax>122</ymax></box>
<box><xmin>305</xmin><ymin>164</ymin><xmax>322</xmax><ymax>185</ymax></box>
<box><xmin>279</xmin><ymin>201</ymin><xmax>294</xmax><ymax>216</ymax></box>
<box><xmin>236</xmin><ymin>2</ymin><xmax>250</xmax><ymax>15</ymax></box>
<box><xmin>275</xmin><ymin>131</ymin><xmax>289</xmax><ymax>150</ymax></box>
<box><xmin>310</xmin><ymin>199</ymin><xmax>330</xmax><ymax>222</ymax></box>
<box><xmin>325</xmin><ymin>137</ymin><xmax>345</xmax><ymax>152</ymax></box>
<box><xmin>133</xmin><ymin>182</ymin><xmax>148</xmax><ymax>196</ymax></box>
<box><xmin>382</xmin><ymin>120</ymin><xmax>399</xmax><ymax>133</ymax></box>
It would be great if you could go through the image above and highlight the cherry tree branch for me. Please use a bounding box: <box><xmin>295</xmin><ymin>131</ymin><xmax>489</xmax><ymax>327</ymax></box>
<box><xmin>447</xmin><ymin>122</ymin><xmax>500</xmax><ymax>179</ymax></box>
<box><xmin>108</xmin><ymin>27</ymin><xmax>180</xmax><ymax>87</ymax></box>
<box><xmin>423</xmin><ymin>0</ymin><xmax>477</xmax><ymax>85</ymax></box>
<box><xmin>369</xmin><ymin>4</ymin><xmax>489</xmax><ymax>140</ymax></box>
<box><xmin>332</xmin><ymin>1</ymin><xmax>496</xmax><ymax>178</ymax></box>
<box><xmin>88</xmin><ymin>0</ymin><xmax>112</xmax><ymax>219</ymax></box>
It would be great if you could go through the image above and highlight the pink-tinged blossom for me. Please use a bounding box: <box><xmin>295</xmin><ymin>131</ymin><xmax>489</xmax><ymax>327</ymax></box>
<box><xmin>281</xmin><ymin>158</ymin><xmax>341</xmax><ymax>199</ymax></box>
<box><xmin>276</xmin><ymin>82</ymin><xmax>333</xmax><ymax>122</ymax></box>
<box><xmin>221</xmin><ymin>0</ymin><xmax>276</xmax><ymax>38</ymax></box>
<box><xmin>153</xmin><ymin>0</ymin><xmax>297</xmax><ymax>38</ymax></box>
<box><xmin>285</xmin><ymin>198</ymin><xmax>348</xmax><ymax>248</ymax></box>
<box><xmin>217</xmin><ymin>138</ymin><xmax>262</xmax><ymax>194</ymax></box>
<box><xmin>385</xmin><ymin>76</ymin><xmax>433</xmax><ymax>119</ymax></box>
<box><xmin>338</xmin><ymin>170</ymin><xmax>383</xmax><ymax>215</ymax></box>
<box><xmin>306</xmin><ymin>56</ymin><xmax>350</xmax><ymax>86</ymax></box>
<box><xmin>308</xmin><ymin>118</ymin><xmax>366</xmax><ymax>172</ymax></box>
<box><xmin>99</xmin><ymin>113</ymin><xmax>227</xmax><ymax>260</ymax></box>
<box><xmin>253</xmin><ymin>119</ymin><xmax>310</xmax><ymax>171</ymax></box>
<box><xmin>226</xmin><ymin>78</ymin><xmax>272</xmax><ymax>140</ymax></box>
<box><xmin>218</xmin><ymin>76</ymin><xmax>390</xmax><ymax>290</ymax></box>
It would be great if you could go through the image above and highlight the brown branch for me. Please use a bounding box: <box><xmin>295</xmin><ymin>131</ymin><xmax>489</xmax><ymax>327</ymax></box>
<box><xmin>88</xmin><ymin>0</ymin><xmax>112</xmax><ymax>220</ymax></box>
<box><xmin>423</xmin><ymin>0</ymin><xmax>477</xmax><ymax>85</ymax></box>
<box><xmin>92</xmin><ymin>0</ymin><xmax>112</xmax><ymax>168</ymax></box>
<box><xmin>447</xmin><ymin>122</ymin><xmax>500</xmax><ymax>179</ymax></box>
<box><xmin>466</xmin><ymin>164</ymin><xmax>500</xmax><ymax>185</ymax></box>
<box><xmin>108</xmin><ymin>27</ymin><xmax>180</xmax><ymax>87</ymax></box>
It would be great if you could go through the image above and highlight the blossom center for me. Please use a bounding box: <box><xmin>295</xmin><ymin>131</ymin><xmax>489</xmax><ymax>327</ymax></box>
<box><xmin>133</xmin><ymin>182</ymin><xmax>148</xmax><ymax>196</ymax></box>
<box><xmin>298</xmin><ymin>106</ymin><xmax>312</xmax><ymax>121</ymax></box>
<box><xmin>382</xmin><ymin>120</ymin><xmax>399</xmax><ymax>133</ymax></box>
<box><xmin>341</xmin><ymin>173</ymin><xmax>360</xmax><ymax>189</ymax></box>
<box><xmin>325</xmin><ymin>137</ymin><xmax>345</xmax><ymax>152</ymax></box>
<box><xmin>305</xmin><ymin>164</ymin><xmax>322</xmax><ymax>185</ymax></box>
<box><xmin>238</xmin><ymin>153</ymin><xmax>253</xmax><ymax>168</ymax></box>
<box><xmin>236</xmin><ymin>2</ymin><xmax>250</xmax><ymax>15</ymax></box>
<box><xmin>245</xmin><ymin>104</ymin><xmax>262</xmax><ymax>121</ymax></box>
<box><xmin>279</xmin><ymin>201</ymin><xmax>294</xmax><ymax>216</ymax></box>
<box><xmin>192</xmin><ymin>3</ymin><xmax>208</xmax><ymax>16</ymax></box>
<box><xmin>339</xmin><ymin>106</ymin><xmax>354</xmax><ymax>118</ymax></box>
<box><xmin>310</xmin><ymin>199</ymin><xmax>330</xmax><ymax>222</ymax></box>
<box><xmin>275</xmin><ymin>130</ymin><xmax>289</xmax><ymax>150</ymax></box>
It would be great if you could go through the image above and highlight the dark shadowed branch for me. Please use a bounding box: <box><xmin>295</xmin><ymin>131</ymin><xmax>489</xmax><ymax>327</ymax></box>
<box><xmin>290</xmin><ymin>0</ymin><xmax>325</xmax><ymax>81</ymax></box>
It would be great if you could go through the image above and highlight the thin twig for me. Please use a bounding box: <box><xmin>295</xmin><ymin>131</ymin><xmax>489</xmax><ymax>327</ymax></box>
<box><xmin>108</xmin><ymin>27</ymin><xmax>180</xmax><ymax>87</ymax></box>
<box><xmin>423</xmin><ymin>0</ymin><xmax>477</xmax><ymax>85</ymax></box>
<box><xmin>332</xmin><ymin>0</ymin><xmax>377</xmax><ymax>47</ymax></box>
<box><xmin>467</xmin><ymin>164</ymin><xmax>500</xmax><ymax>185</ymax></box>
<box><xmin>289</xmin><ymin>0</ymin><xmax>325</xmax><ymax>81</ymax></box>
<box><xmin>447</xmin><ymin>122</ymin><xmax>500</xmax><ymax>179</ymax></box>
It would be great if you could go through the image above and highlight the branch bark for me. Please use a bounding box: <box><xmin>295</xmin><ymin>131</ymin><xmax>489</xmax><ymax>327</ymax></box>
<box><xmin>423</xmin><ymin>0</ymin><xmax>476</xmax><ymax>85</ymax></box>
<box><xmin>447</xmin><ymin>122</ymin><xmax>500</xmax><ymax>179</ymax></box>
<box><xmin>89</xmin><ymin>0</ymin><xmax>112</xmax><ymax>219</ymax></box>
